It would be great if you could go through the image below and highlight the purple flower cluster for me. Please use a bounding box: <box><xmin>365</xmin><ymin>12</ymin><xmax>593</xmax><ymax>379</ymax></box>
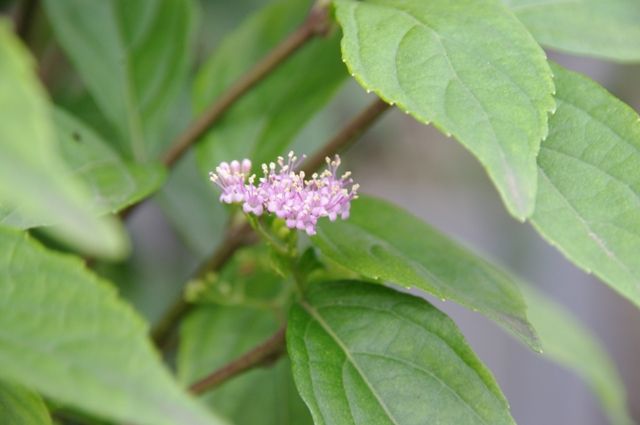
<box><xmin>209</xmin><ymin>152</ymin><xmax>358</xmax><ymax>235</ymax></box>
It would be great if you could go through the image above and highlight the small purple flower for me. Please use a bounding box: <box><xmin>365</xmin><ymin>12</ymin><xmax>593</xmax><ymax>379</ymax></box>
<box><xmin>315</xmin><ymin>156</ymin><xmax>357</xmax><ymax>222</ymax></box>
<box><xmin>242</xmin><ymin>175</ymin><xmax>265</xmax><ymax>215</ymax></box>
<box><xmin>209</xmin><ymin>159</ymin><xmax>251</xmax><ymax>204</ymax></box>
<box><xmin>209</xmin><ymin>152</ymin><xmax>358</xmax><ymax>235</ymax></box>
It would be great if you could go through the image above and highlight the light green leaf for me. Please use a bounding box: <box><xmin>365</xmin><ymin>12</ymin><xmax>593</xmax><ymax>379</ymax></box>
<box><xmin>0</xmin><ymin>227</ymin><xmax>225</xmax><ymax>425</ymax></box>
<box><xmin>506</xmin><ymin>0</ymin><xmax>640</xmax><ymax>62</ymax></box>
<box><xmin>288</xmin><ymin>280</ymin><xmax>515</xmax><ymax>425</ymax></box>
<box><xmin>179</xmin><ymin>306</ymin><xmax>312</xmax><ymax>425</ymax></box>
<box><xmin>532</xmin><ymin>64</ymin><xmax>640</xmax><ymax>308</ymax></box>
<box><xmin>53</xmin><ymin>108</ymin><xmax>166</xmax><ymax>214</ymax></box>
<box><xmin>0</xmin><ymin>23</ymin><xmax>127</xmax><ymax>259</ymax></box>
<box><xmin>334</xmin><ymin>0</ymin><xmax>555</xmax><ymax>219</ymax></box>
<box><xmin>521</xmin><ymin>285</ymin><xmax>632</xmax><ymax>425</ymax></box>
<box><xmin>42</xmin><ymin>0</ymin><xmax>194</xmax><ymax>160</ymax></box>
<box><xmin>312</xmin><ymin>195</ymin><xmax>539</xmax><ymax>350</ymax></box>
<box><xmin>0</xmin><ymin>109</ymin><xmax>166</xmax><ymax>228</ymax></box>
<box><xmin>0</xmin><ymin>380</ymin><xmax>52</xmax><ymax>425</ymax></box>
<box><xmin>195</xmin><ymin>0</ymin><xmax>346</xmax><ymax>175</ymax></box>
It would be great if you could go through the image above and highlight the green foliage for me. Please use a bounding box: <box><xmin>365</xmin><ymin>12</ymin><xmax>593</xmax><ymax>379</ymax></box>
<box><xmin>333</xmin><ymin>0</ymin><xmax>555</xmax><ymax>219</ymax></box>
<box><xmin>0</xmin><ymin>23</ymin><xmax>127</xmax><ymax>259</ymax></box>
<box><xmin>532</xmin><ymin>64</ymin><xmax>640</xmax><ymax>307</ymax></box>
<box><xmin>506</xmin><ymin>0</ymin><xmax>640</xmax><ymax>62</ymax></box>
<box><xmin>0</xmin><ymin>380</ymin><xmax>51</xmax><ymax>425</ymax></box>
<box><xmin>195</xmin><ymin>0</ymin><xmax>346</xmax><ymax>175</ymax></box>
<box><xmin>42</xmin><ymin>0</ymin><xmax>195</xmax><ymax>159</ymax></box>
<box><xmin>312</xmin><ymin>196</ymin><xmax>539</xmax><ymax>350</ymax></box>
<box><xmin>52</xmin><ymin>108</ymin><xmax>166</xmax><ymax>214</ymax></box>
<box><xmin>288</xmin><ymin>280</ymin><xmax>515</xmax><ymax>425</ymax></box>
<box><xmin>521</xmin><ymin>285</ymin><xmax>632</xmax><ymax>425</ymax></box>
<box><xmin>0</xmin><ymin>227</ymin><xmax>223</xmax><ymax>425</ymax></box>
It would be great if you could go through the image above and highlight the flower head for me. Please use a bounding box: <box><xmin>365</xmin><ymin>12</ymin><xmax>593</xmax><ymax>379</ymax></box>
<box><xmin>208</xmin><ymin>152</ymin><xmax>358</xmax><ymax>235</ymax></box>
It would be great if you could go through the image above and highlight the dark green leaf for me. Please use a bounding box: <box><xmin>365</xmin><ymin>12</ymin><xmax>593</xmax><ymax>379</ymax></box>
<box><xmin>532</xmin><ymin>64</ymin><xmax>640</xmax><ymax>308</ymax></box>
<box><xmin>288</xmin><ymin>280</ymin><xmax>515</xmax><ymax>425</ymax></box>
<box><xmin>0</xmin><ymin>227</ymin><xmax>224</xmax><ymax>425</ymax></box>
<box><xmin>195</xmin><ymin>0</ymin><xmax>346</xmax><ymax>175</ymax></box>
<box><xmin>334</xmin><ymin>0</ymin><xmax>555</xmax><ymax>219</ymax></box>
<box><xmin>521</xmin><ymin>285</ymin><xmax>632</xmax><ymax>425</ymax></box>
<box><xmin>0</xmin><ymin>380</ymin><xmax>51</xmax><ymax>425</ymax></box>
<box><xmin>0</xmin><ymin>23</ymin><xmax>127</xmax><ymax>259</ymax></box>
<box><xmin>43</xmin><ymin>0</ymin><xmax>194</xmax><ymax>159</ymax></box>
<box><xmin>312</xmin><ymin>195</ymin><xmax>539</xmax><ymax>350</ymax></box>
<box><xmin>506</xmin><ymin>0</ymin><xmax>640</xmax><ymax>62</ymax></box>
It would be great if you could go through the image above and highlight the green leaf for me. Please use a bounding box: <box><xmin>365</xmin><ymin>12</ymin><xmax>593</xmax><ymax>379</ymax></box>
<box><xmin>179</xmin><ymin>306</ymin><xmax>312</xmax><ymax>425</ymax></box>
<box><xmin>288</xmin><ymin>280</ymin><xmax>515</xmax><ymax>425</ymax></box>
<box><xmin>521</xmin><ymin>285</ymin><xmax>632</xmax><ymax>425</ymax></box>
<box><xmin>195</xmin><ymin>0</ymin><xmax>346</xmax><ymax>175</ymax></box>
<box><xmin>312</xmin><ymin>195</ymin><xmax>539</xmax><ymax>350</ymax></box>
<box><xmin>0</xmin><ymin>227</ymin><xmax>225</xmax><ymax>425</ymax></box>
<box><xmin>42</xmin><ymin>0</ymin><xmax>194</xmax><ymax>160</ymax></box>
<box><xmin>531</xmin><ymin>64</ymin><xmax>640</xmax><ymax>308</ymax></box>
<box><xmin>334</xmin><ymin>0</ymin><xmax>555</xmax><ymax>219</ymax></box>
<box><xmin>0</xmin><ymin>23</ymin><xmax>127</xmax><ymax>259</ymax></box>
<box><xmin>53</xmin><ymin>108</ymin><xmax>166</xmax><ymax>213</ymax></box>
<box><xmin>0</xmin><ymin>109</ymin><xmax>166</xmax><ymax>228</ymax></box>
<box><xmin>0</xmin><ymin>380</ymin><xmax>52</xmax><ymax>425</ymax></box>
<box><xmin>506</xmin><ymin>0</ymin><xmax>640</xmax><ymax>62</ymax></box>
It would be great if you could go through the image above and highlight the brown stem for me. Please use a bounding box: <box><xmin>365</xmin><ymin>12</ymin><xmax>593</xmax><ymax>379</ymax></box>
<box><xmin>189</xmin><ymin>326</ymin><xmax>286</xmax><ymax>395</ymax></box>
<box><xmin>151</xmin><ymin>97</ymin><xmax>391</xmax><ymax>348</ymax></box>
<box><xmin>161</xmin><ymin>4</ymin><xmax>331</xmax><ymax>168</ymax></box>
<box><xmin>301</xmin><ymin>98</ymin><xmax>390</xmax><ymax>175</ymax></box>
<box><xmin>13</xmin><ymin>0</ymin><xmax>38</xmax><ymax>42</ymax></box>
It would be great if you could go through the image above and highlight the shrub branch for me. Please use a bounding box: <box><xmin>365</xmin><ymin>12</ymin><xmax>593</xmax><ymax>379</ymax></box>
<box><xmin>189</xmin><ymin>326</ymin><xmax>287</xmax><ymax>395</ymax></box>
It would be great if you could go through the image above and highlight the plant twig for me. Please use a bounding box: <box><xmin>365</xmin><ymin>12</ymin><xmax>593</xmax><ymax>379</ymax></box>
<box><xmin>189</xmin><ymin>325</ymin><xmax>286</xmax><ymax>395</ymax></box>
<box><xmin>301</xmin><ymin>98</ymin><xmax>390</xmax><ymax>174</ymax></box>
<box><xmin>13</xmin><ymin>0</ymin><xmax>38</xmax><ymax>42</ymax></box>
<box><xmin>151</xmin><ymin>97</ymin><xmax>391</xmax><ymax>348</ymax></box>
<box><xmin>161</xmin><ymin>4</ymin><xmax>331</xmax><ymax>168</ymax></box>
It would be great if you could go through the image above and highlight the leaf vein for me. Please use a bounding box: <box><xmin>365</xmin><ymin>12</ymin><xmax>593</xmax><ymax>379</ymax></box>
<box><xmin>302</xmin><ymin>301</ymin><xmax>402</xmax><ymax>425</ymax></box>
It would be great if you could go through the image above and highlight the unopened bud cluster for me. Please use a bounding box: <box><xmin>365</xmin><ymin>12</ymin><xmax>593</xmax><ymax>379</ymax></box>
<box><xmin>209</xmin><ymin>152</ymin><xmax>358</xmax><ymax>235</ymax></box>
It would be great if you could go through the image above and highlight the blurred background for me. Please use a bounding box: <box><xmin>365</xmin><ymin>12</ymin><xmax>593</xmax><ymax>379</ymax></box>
<box><xmin>5</xmin><ymin>0</ymin><xmax>640</xmax><ymax>424</ymax></box>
